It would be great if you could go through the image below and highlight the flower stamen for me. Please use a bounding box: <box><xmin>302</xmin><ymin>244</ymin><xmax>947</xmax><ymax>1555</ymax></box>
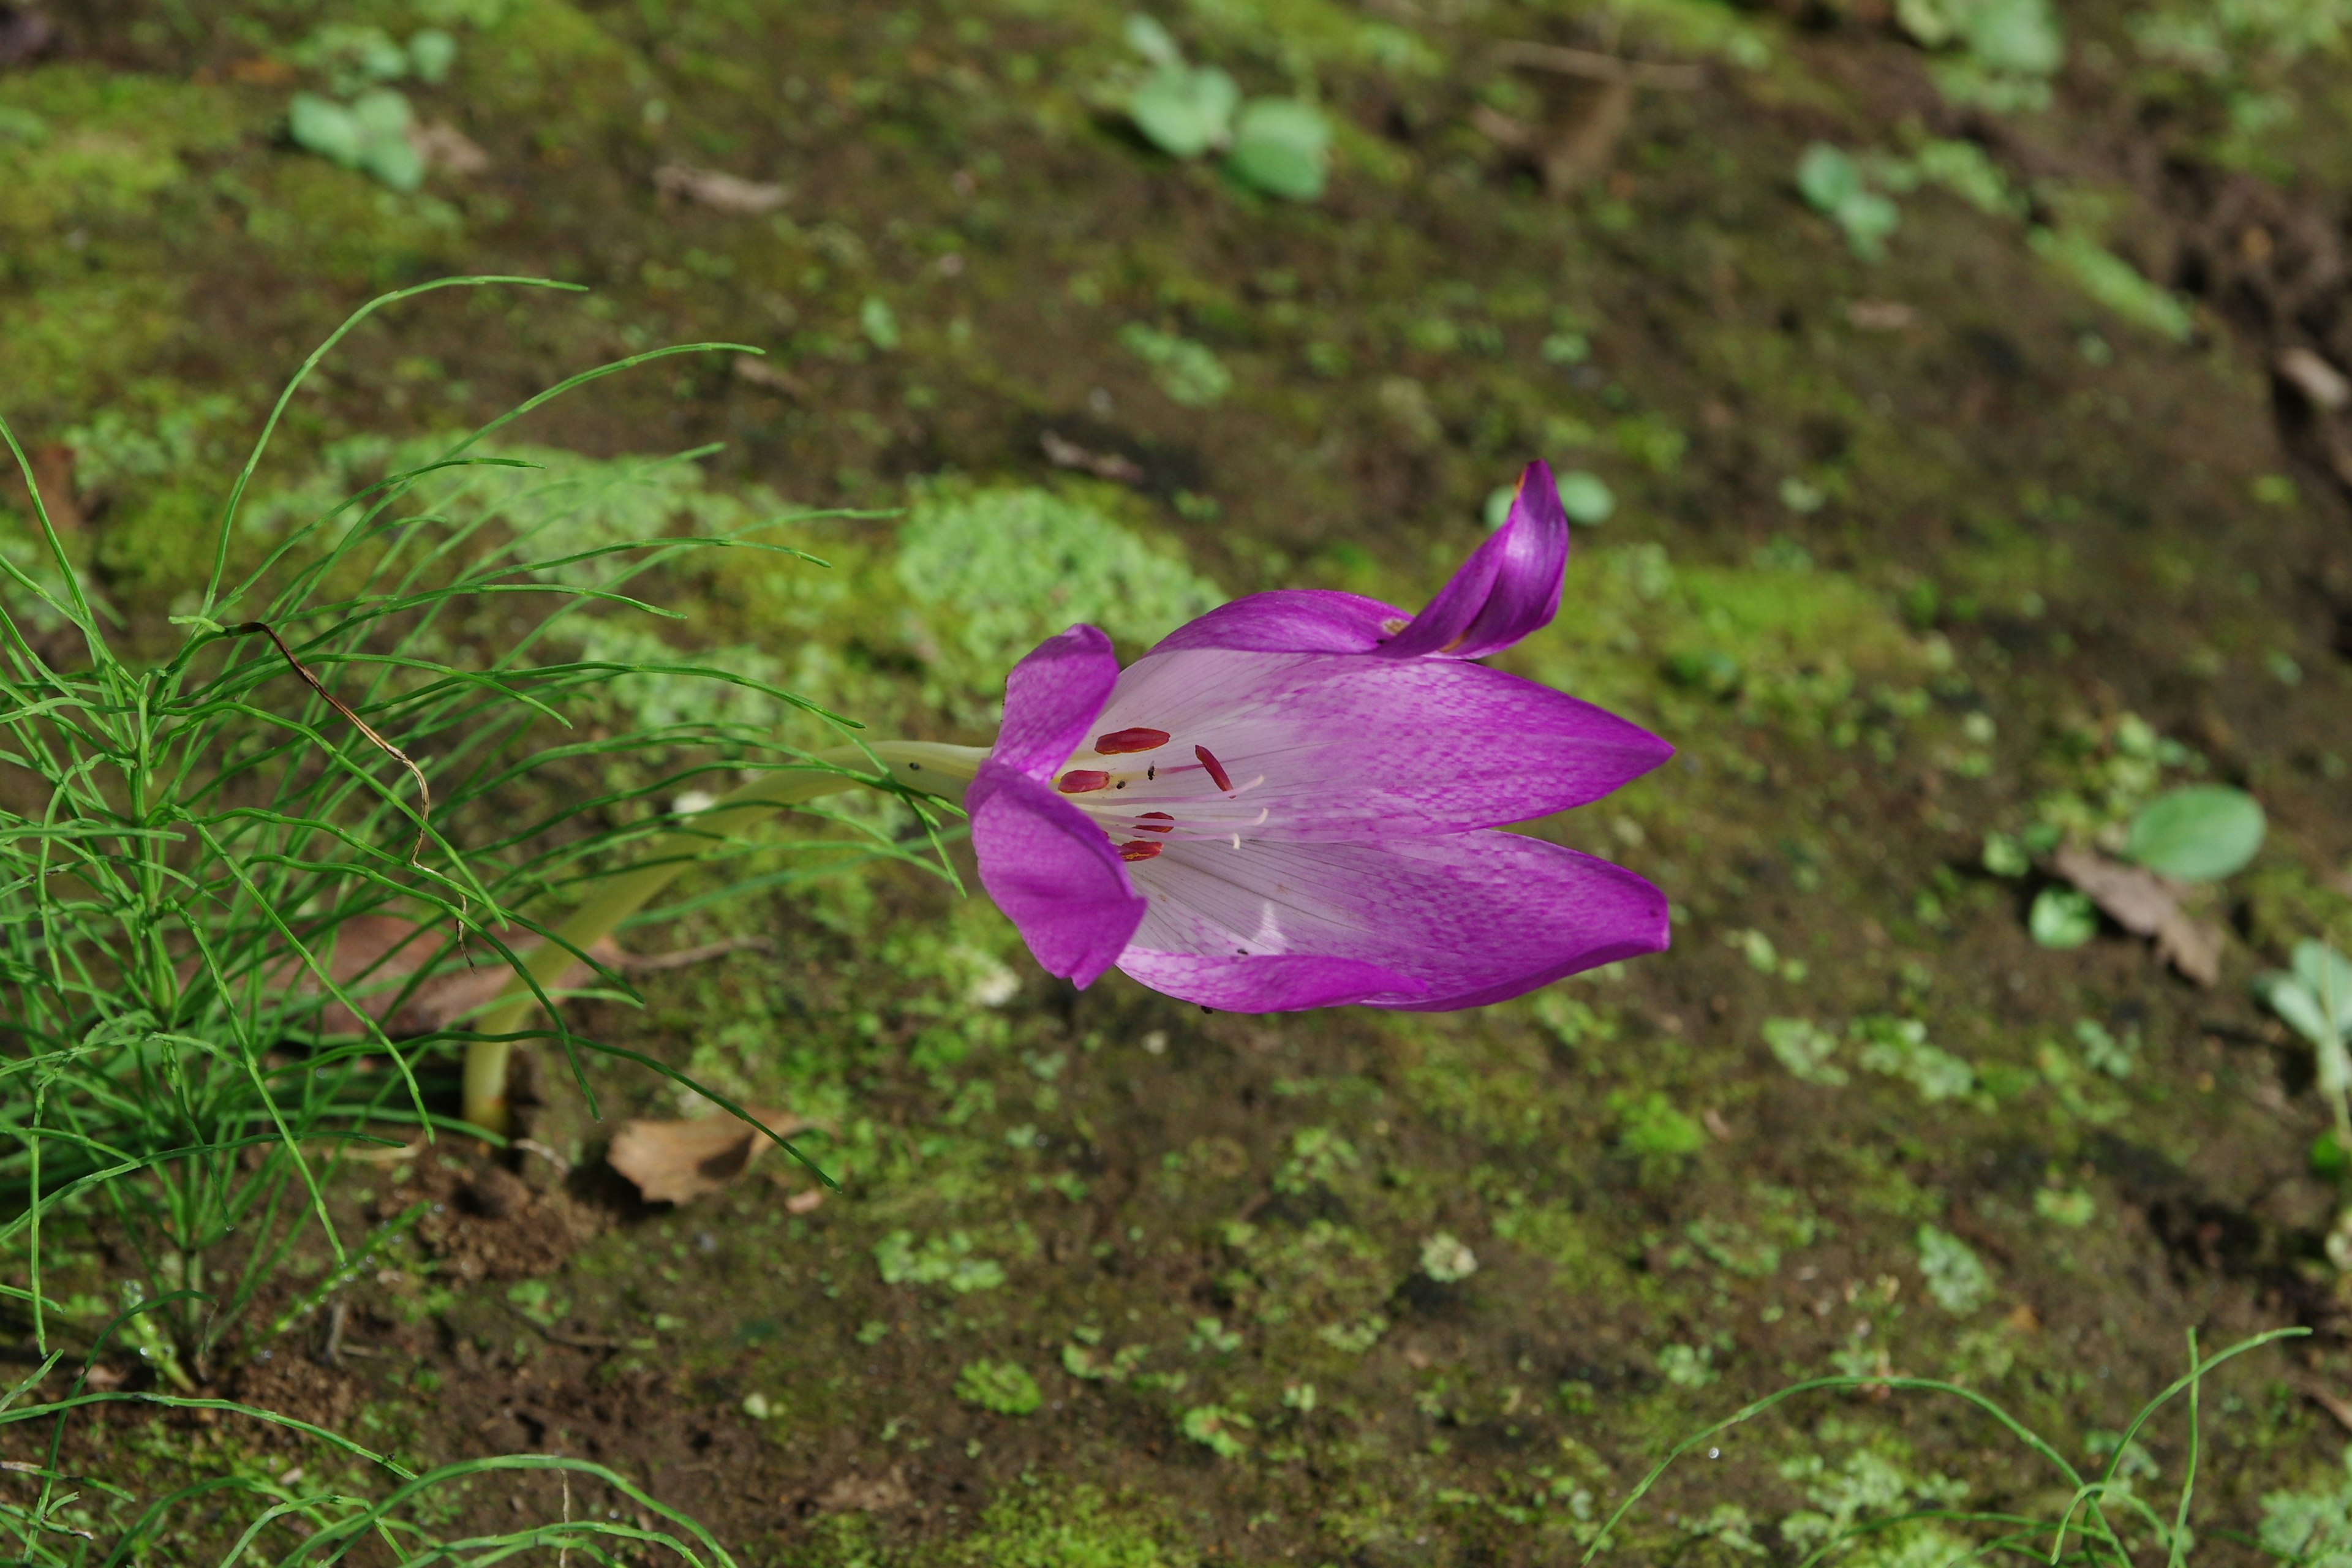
<box><xmin>1194</xmin><ymin>745</ymin><xmax>1234</xmax><ymax>793</ymax></box>
<box><xmin>1057</xmin><ymin>770</ymin><xmax>1112</xmax><ymax>794</ymax></box>
<box><xmin>1119</xmin><ymin>841</ymin><xmax>1164</xmax><ymax>862</ymax></box>
<box><xmin>1132</xmin><ymin>812</ymin><xmax>1176</xmax><ymax>834</ymax></box>
<box><xmin>1095</xmin><ymin>727</ymin><xmax>1171</xmax><ymax>755</ymax></box>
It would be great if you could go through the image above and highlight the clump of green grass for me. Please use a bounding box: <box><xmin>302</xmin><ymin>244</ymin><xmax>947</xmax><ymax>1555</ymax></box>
<box><xmin>0</xmin><ymin>276</ymin><xmax>953</xmax><ymax>1381</ymax></box>
<box><xmin>1588</xmin><ymin>1327</ymin><xmax>2304</xmax><ymax>1566</ymax></box>
<box><xmin>1</xmin><ymin>1330</ymin><xmax>739</xmax><ymax>1564</ymax></box>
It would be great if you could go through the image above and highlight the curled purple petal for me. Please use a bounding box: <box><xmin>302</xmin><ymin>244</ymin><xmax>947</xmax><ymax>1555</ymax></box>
<box><xmin>992</xmin><ymin>624</ymin><xmax>1121</xmax><ymax>780</ymax></box>
<box><xmin>1147</xmin><ymin>589</ymin><xmax>1407</xmax><ymax>657</ymax></box>
<box><xmin>1115</xmin><ymin>831</ymin><xmax>1668</xmax><ymax>1012</ymax></box>
<box><xmin>1082</xmin><ymin>647</ymin><xmax>1672</xmax><ymax>838</ymax></box>
<box><xmin>1380</xmin><ymin>459</ymin><xmax>1569</xmax><ymax>661</ymax></box>
<box><xmin>969</xmin><ymin>762</ymin><xmax>1147</xmax><ymax>988</ymax></box>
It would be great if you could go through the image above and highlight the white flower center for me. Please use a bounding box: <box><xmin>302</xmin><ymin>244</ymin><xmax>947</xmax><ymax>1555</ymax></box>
<box><xmin>1049</xmin><ymin>725</ymin><xmax>1266</xmax><ymax>861</ymax></box>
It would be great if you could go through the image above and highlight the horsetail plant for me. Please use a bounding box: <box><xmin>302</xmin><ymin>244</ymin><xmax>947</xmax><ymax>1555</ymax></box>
<box><xmin>0</xmin><ymin>277</ymin><xmax>951</xmax><ymax>1375</ymax></box>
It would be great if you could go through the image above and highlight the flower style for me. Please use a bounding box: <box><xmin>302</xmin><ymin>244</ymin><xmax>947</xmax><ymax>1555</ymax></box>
<box><xmin>967</xmin><ymin>460</ymin><xmax>1673</xmax><ymax>1012</ymax></box>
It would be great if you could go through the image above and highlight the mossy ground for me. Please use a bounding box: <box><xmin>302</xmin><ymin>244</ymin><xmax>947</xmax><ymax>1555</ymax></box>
<box><xmin>7</xmin><ymin>0</ymin><xmax>2352</xmax><ymax>1561</ymax></box>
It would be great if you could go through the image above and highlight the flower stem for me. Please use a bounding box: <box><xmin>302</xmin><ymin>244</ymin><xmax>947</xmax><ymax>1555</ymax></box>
<box><xmin>459</xmin><ymin>740</ymin><xmax>987</xmax><ymax>1135</ymax></box>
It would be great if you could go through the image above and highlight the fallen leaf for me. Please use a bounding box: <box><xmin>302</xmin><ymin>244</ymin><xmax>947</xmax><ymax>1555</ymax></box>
<box><xmin>2051</xmin><ymin>845</ymin><xmax>2224</xmax><ymax>987</ymax></box>
<box><xmin>4</xmin><ymin>442</ymin><xmax>80</xmax><ymax>532</ymax></box>
<box><xmin>409</xmin><ymin>121</ymin><xmax>489</xmax><ymax>176</ymax></box>
<box><xmin>227</xmin><ymin>56</ymin><xmax>298</xmax><ymax>86</ymax></box>
<box><xmin>2307</xmin><ymin>1382</ymin><xmax>2352</xmax><ymax>1437</ymax></box>
<box><xmin>817</xmin><ymin>1466</ymin><xmax>913</xmax><ymax>1512</ymax></box>
<box><xmin>2051</xmin><ymin>845</ymin><xmax>2177</xmax><ymax>935</ymax></box>
<box><xmin>1039</xmin><ymin>429</ymin><xmax>1145</xmax><ymax>484</ymax></box>
<box><xmin>1846</xmin><ymin>299</ymin><xmax>1918</xmax><ymax>331</ymax></box>
<box><xmin>2279</xmin><ymin>345</ymin><xmax>2352</xmax><ymax>412</ymax></box>
<box><xmin>608</xmin><ymin>1107</ymin><xmax>810</xmax><ymax>1204</ymax></box>
<box><xmin>654</xmin><ymin>162</ymin><xmax>787</xmax><ymax>214</ymax></box>
<box><xmin>218</xmin><ymin>918</ymin><xmax>765</xmax><ymax>1039</ymax></box>
<box><xmin>2154</xmin><ymin>914</ymin><xmax>2223</xmax><ymax>988</ymax></box>
<box><xmin>733</xmin><ymin>354</ymin><xmax>806</xmax><ymax>396</ymax></box>
<box><xmin>785</xmin><ymin>1187</ymin><xmax>826</xmax><ymax>1214</ymax></box>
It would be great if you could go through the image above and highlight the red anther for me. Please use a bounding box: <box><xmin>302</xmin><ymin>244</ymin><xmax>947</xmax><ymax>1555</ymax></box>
<box><xmin>1194</xmin><ymin>745</ymin><xmax>1234</xmax><ymax>793</ymax></box>
<box><xmin>1057</xmin><ymin>770</ymin><xmax>1112</xmax><ymax>794</ymax></box>
<box><xmin>1131</xmin><ymin>811</ymin><xmax>1175</xmax><ymax>832</ymax></box>
<box><xmin>1095</xmin><ymin>727</ymin><xmax>1171</xmax><ymax>755</ymax></box>
<box><xmin>1118</xmin><ymin>840</ymin><xmax>1164</xmax><ymax>862</ymax></box>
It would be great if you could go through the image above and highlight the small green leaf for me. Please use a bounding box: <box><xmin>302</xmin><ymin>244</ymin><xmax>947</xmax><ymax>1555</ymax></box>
<box><xmin>1124</xmin><ymin>13</ymin><xmax>1184</xmax><ymax>69</ymax></box>
<box><xmin>350</xmin><ymin>88</ymin><xmax>416</xmax><ymax>142</ymax></box>
<box><xmin>2314</xmin><ymin>1131</ymin><xmax>2350</xmax><ymax>1181</ymax></box>
<box><xmin>2294</xmin><ymin>941</ymin><xmax>2352</xmax><ymax>1028</ymax></box>
<box><xmin>1129</xmin><ymin>65</ymin><xmax>1238</xmax><ymax>160</ymax></box>
<box><xmin>1917</xmin><ymin>1224</ymin><xmax>1993</xmax><ymax>1313</ymax></box>
<box><xmin>361</xmin><ymin>134</ymin><xmax>425</xmax><ymax>193</ymax></box>
<box><xmin>1556</xmin><ymin>470</ymin><xmax>1615</xmax><ymax>524</ymax></box>
<box><xmin>409</xmin><ymin>28</ymin><xmax>458</xmax><ymax>83</ymax></box>
<box><xmin>1796</xmin><ymin>144</ymin><xmax>1863</xmax><ymax>213</ymax></box>
<box><xmin>289</xmin><ymin>93</ymin><xmax>366</xmax><ymax>168</ymax></box>
<box><xmin>1224</xmin><ymin>98</ymin><xmax>1330</xmax><ymax>201</ymax></box>
<box><xmin>2029</xmin><ymin>886</ymin><xmax>2097</xmax><ymax>948</ymax></box>
<box><xmin>1834</xmin><ymin>189</ymin><xmax>1901</xmax><ymax>260</ymax></box>
<box><xmin>2125</xmin><ymin>785</ymin><xmax>2264</xmax><ymax>881</ymax></box>
<box><xmin>956</xmin><ymin>1359</ymin><xmax>1042</xmax><ymax>1416</ymax></box>
<box><xmin>861</xmin><ymin>295</ymin><xmax>902</xmax><ymax>351</ymax></box>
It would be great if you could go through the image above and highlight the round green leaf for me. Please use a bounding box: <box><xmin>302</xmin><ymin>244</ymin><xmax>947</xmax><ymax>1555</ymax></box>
<box><xmin>1129</xmin><ymin>66</ymin><xmax>1237</xmax><ymax>160</ymax></box>
<box><xmin>362</xmin><ymin>135</ymin><xmax>426</xmax><ymax>193</ymax></box>
<box><xmin>1556</xmin><ymin>470</ymin><xmax>1615</xmax><ymax>525</ymax></box>
<box><xmin>1124</xmin><ymin>13</ymin><xmax>1183</xmax><ymax>68</ymax></box>
<box><xmin>1796</xmin><ymin>143</ymin><xmax>1863</xmax><ymax>214</ymax></box>
<box><xmin>1224</xmin><ymin>98</ymin><xmax>1330</xmax><ymax>202</ymax></box>
<box><xmin>2125</xmin><ymin>785</ymin><xmax>2264</xmax><ymax>881</ymax></box>
<box><xmin>288</xmin><ymin>94</ymin><xmax>365</xmax><ymax>169</ymax></box>
<box><xmin>2029</xmin><ymin>886</ymin><xmax>2097</xmax><ymax>949</ymax></box>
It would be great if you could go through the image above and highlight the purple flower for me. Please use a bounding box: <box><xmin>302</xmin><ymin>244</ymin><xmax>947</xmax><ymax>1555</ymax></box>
<box><xmin>967</xmin><ymin>460</ymin><xmax>1673</xmax><ymax>1012</ymax></box>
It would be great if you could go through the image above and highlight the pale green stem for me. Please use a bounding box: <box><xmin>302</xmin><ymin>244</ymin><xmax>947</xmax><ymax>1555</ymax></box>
<box><xmin>459</xmin><ymin>740</ymin><xmax>989</xmax><ymax>1134</ymax></box>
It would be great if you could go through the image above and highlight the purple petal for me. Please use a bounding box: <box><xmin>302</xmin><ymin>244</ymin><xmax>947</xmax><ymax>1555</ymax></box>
<box><xmin>1115</xmin><ymin>830</ymin><xmax>1668</xmax><ymax>1012</ymax></box>
<box><xmin>969</xmin><ymin>762</ymin><xmax>1148</xmax><ymax>988</ymax></box>
<box><xmin>1380</xmin><ymin>460</ymin><xmax>1568</xmax><ymax>661</ymax></box>
<box><xmin>1110</xmin><ymin>953</ymin><xmax>1423</xmax><ymax>1012</ymax></box>
<box><xmin>992</xmin><ymin>624</ymin><xmax>1122</xmax><ymax>780</ymax></box>
<box><xmin>1147</xmin><ymin>589</ymin><xmax>1407</xmax><ymax>657</ymax></box>
<box><xmin>1080</xmin><ymin>647</ymin><xmax>1672</xmax><ymax>839</ymax></box>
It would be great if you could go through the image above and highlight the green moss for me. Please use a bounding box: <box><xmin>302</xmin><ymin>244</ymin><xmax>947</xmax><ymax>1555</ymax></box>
<box><xmin>937</xmin><ymin>1483</ymin><xmax>1195</xmax><ymax>1568</ymax></box>
<box><xmin>955</xmin><ymin>1357</ymin><xmax>1044</xmax><ymax>1415</ymax></box>
<box><xmin>0</xmin><ymin>67</ymin><xmax>246</xmax><ymax>235</ymax></box>
<box><xmin>243</xmin><ymin>159</ymin><xmax>466</xmax><ymax>285</ymax></box>
<box><xmin>0</xmin><ymin>279</ymin><xmax>183</xmax><ymax>414</ymax></box>
<box><xmin>895</xmin><ymin>481</ymin><xmax>1224</xmax><ymax>687</ymax></box>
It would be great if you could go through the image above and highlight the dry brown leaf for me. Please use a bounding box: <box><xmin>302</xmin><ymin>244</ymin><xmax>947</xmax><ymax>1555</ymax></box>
<box><xmin>2051</xmin><ymin>845</ymin><xmax>2222</xmax><ymax>987</ymax></box>
<box><xmin>265</xmin><ymin>920</ymin><xmax>763</xmax><ymax>1037</ymax></box>
<box><xmin>818</xmin><ymin>1467</ymin><xmax>913</xmax><ymax>1512</ymax></box>
<box><xmin>281</xmin><ymin>916</ymin><xmax>622</xmax><ymax>1036</ymax></box>
<box><xmin>1039</xmin><ymin>430</ymin><xmax>1145</xmax><ymax>484</ymax></box>
<box><xmin>2051</xmin><ymin>845</ymin><xmax>2179</xmax><ymax>935</ymax></box>
<box><xmin>409</xmin><ymin>121</ymin><xmax>490</xmax><ymax>177</ymax></box>
<box><xmin>733</xmin><ymin>355</ymin><xmax>807</xmax><ymax>396</ymax></box>
<box><xmin>608</xmin><ymin>1107</ymin><xmax>809</xmax><ymax>1204</ymax></box>
<box><xmin>2154</xmin><ymin>913</ymin><xmax>2224</xmax><ymax>987</ymax></box>
<box><xmin>2279</xmin><ymin>345</ymin><xmax>2352</xmax><ymax>412</ymax></box>
<box><xmin>1847</xmin><ymin>300</ymin><xmax>1918</xmax><ymax>331</ymax></box>
<box><xmin>653</xmin><ymin>163</ymin><xmax>787</xmax><ymax>214</ymax></box>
